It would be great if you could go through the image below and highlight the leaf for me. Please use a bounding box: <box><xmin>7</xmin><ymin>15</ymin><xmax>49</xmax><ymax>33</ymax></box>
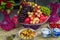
<box><xmin>1</xmin><ymin>1</ymin><xmax>6</xmax><ymax>5</ymax></box>
<box><xmin>6</xmin><ymin>9</ymin><xmax>11</xmax><ymax>14</ymax></box>
<box><xmin>1</xmin><ymin>5</ymin><xmax>5</xmax><ymax>9</ymax></box>
<box><xmin>8</xmin><ymin>0</ymin><xmax>15</xmax><ymax>4</ymax></box>
<box><xmin>0</xmin><ymin>6</ymin><xmax>2</xmax><ymax>10</ymax></box>
<box><xmin>0</xmin><ymin>5</ymin><xmax>5</xmax><ymax>10</ymax></box>
<box><xmin>10</xmin><ymin>6</ymin><xmax>13</xmax><ymax>9</ymax></box>
<box><xmin>9</xmin><ymin>6</ymin><xmax>13</xmax><ymax>10</ymax></box>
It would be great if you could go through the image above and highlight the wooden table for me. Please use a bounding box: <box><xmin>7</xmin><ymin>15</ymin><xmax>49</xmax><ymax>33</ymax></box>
<box><xmin>0</xmin><ymin>22</ymin><xmax>60</xmax><ymax>40</ymax></box>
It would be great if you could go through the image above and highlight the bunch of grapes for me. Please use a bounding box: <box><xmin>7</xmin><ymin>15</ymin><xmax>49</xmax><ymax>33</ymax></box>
<box><xmin>40</xmin><ymin>6</ymin><xmax>50</xmax><ymax>16</ymax></box>
<box><xmin>18</xmin><ymin>5</ymin><xmax>33</xmax><ymax>23</ymax></box>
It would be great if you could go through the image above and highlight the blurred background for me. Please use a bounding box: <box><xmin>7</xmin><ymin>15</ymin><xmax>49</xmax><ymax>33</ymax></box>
<box><xmin>0</xmin><ymin>0</ymin><xmax>60</xmax><ymax>22</ymax></box>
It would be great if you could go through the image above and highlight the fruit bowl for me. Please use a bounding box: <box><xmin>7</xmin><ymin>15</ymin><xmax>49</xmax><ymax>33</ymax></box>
<box><xmin>18</xmin><ymin>0</ymin><xmax>51</xmax><ymax>30</ymax></box>
<box><xmin>20</xmin><ymin>16</ymin><xmax>50</xmax><ymax>30</ymax></box>
<box><xmin>18</xmin><ymin>28</ymin><xmax>37</xmax><ymax>40</ymax></box>
<box><xmin>19</xmin><ymin>13</ymin><xmax>50</xmax><ymax>30</ymax></box>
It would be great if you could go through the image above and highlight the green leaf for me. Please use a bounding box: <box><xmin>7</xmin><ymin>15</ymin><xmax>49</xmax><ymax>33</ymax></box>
<box><xmin>6</xmin><ymin>9</ymin><xmax>11</xmax><ymax>14</ymax></box>
<box><xmin>8</xmin><ymin>0</ymin><xmax>15</xmax><ymax>4</ymax></box>
<box><xmin>1</xmin><ymin>5</ymin><xmax>5</xmax><ymax>9</ymax></box>
<box><xmin>0</xmin><ymin>6</ymin><xmax>2</xmax><ymax>10</ymax></box>
<box><xmin>1</xmin><ymin>1</ymin><xmax>6</xmax><ymax>5</ymax></box>
<box><xmin>9</xmin><ymin>6</ymin><xmax>14</xmax><ymax>10</ymax></box>
<box><xmin>10</xmin><ymin>7</ymin><xmax>13</xmax><ymax>9</ymax></box>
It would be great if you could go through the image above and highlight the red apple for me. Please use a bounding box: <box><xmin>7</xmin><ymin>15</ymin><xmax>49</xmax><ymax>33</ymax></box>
<box><xmin>40</xmin><ymin>17</ymin><xmax>46</xmax><ymax>22</ymax></box>
<box><xmin>39</xmin><ymin>14</ymin><xmax>48</xmax><ymax>23</ymax></box>
<box><xmin>40</xmin><ymin>14</ymin><xmax>47</xmax><ymax>19</ymax></box>
<box><xmin>39</xmin><ymin>20</ymin><xmax>43</xmax><ymax>23</ymax></box>
<box><xmin>24</xmin><ymin>17</ymin><xmax>30</xmax><ymax>24</ymax></box>
<box><xmin>40</xmin><ymin>14</ymin><xmax>44</xmax><ymax>17</ymax></box>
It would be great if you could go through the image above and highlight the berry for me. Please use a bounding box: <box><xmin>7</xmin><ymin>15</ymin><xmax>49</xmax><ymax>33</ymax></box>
<box><xmin>6</xmin><ymin>2</ymin><xmax>12</xmax><ymax>8</ymax></box>
<box><xmin>18</xmin><ymin>13</ymin><xmax>28</xmax><ymax>23</ymax></box>
<box><xmin>49</xmin><ymin>23</ymin><xmax>57</xmax><ymax>29</ymax></box>
<box><xmin>23</xmin><ymin>6</ymin><xmax>33</xmax><ymax>12</ymax></box>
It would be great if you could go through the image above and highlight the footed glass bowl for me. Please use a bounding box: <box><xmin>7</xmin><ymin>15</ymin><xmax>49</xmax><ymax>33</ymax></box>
<box><xmin>20</xmin><ymin>16</ymin><xmax>50</xmax><ymax>30</ymax></box>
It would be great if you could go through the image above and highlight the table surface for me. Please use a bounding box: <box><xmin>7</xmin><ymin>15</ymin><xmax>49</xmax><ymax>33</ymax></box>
<box><xmin>0</xmin><ymin>21</ymin><xmax>60</xmax><ymax>40</ymax></box>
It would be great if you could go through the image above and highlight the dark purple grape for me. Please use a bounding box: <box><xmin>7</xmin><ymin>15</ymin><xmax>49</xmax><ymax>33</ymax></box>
<box><xmin>20</xmin><ymin>9</ymin><xmax>27</xmax><ymax>13</ymax></box>
<box><xmin>18</xmin><ymin>5</ymin><xmax>33</xmax><ymax>23</ymax></box>
<box><xmin>18</xmin><ymin>13</ymin><xmax>28</xmax><ymax>23</ymax></box>
<box><xmin>23</xmin><ymin>6</ymin><xmax>33</xmax><ymax>12</ymax></box>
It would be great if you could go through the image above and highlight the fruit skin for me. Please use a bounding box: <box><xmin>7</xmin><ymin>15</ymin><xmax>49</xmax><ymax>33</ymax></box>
<box><xmin>40</xmin><ymin>14</ymin><xmax>47</xmax><ymax>23</ymax></box>
<box><xmin>49</xmin><ymin>24</ymin><xmax>57</xmax><ymax>28</ymax></box>
<box><xmin>28</xmin><ymin>2</ymin><xmax>35</xmax><ymax>6</ymax></box>
<box><xmin>57</xmin><ymin>24</ymin><xmax>60</xmax><ymax>28</ymax></box>
<box><xmin>24</xmin><ymin>17</ymin><xmax>30</xmax><ymax>24</ymax></box>
<box><xmin>28</xmin><ymin>12</ymin><xmax>34</xmax><ymax>18</ymax></box>
<box><xmin>6</xmin><ymin>2</ymin><xmax>12</xmax><ymax>8</ymax></box>
<box><xmin>49</xmin><ymin>23</ymin><xmax>60</xmax><ymax>29</ymax></box>
<box><xmin>12</xmin><ymin>14</ymin><xmax>18</xmax><ymax>24</ymax></box>
<box><xmin>33</xmin><ymin>12</ymin><xmax>37</xmax><ymax>16</ymax></box>
<box><xmin>30</xmin><ymin>17</ymin><xmax>40</xmax><ymax>24</ymax></box>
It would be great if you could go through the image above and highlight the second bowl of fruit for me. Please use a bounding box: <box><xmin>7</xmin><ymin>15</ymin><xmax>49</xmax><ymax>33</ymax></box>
<box><xmin>19</xmin><ymin>28</ymin><xmax>37</xmax><ymax>40</ymax></box>
<box><xmin>18</xmin><ymin>0</ymin><xmax>51</xmax><ymax>30</ymax></box>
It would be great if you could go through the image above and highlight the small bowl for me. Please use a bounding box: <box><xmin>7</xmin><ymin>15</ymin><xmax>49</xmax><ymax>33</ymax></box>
<box><xmin>18</xmin><ymin>28</ymin><xmax>37</xmax><ymax>40</ymax></box>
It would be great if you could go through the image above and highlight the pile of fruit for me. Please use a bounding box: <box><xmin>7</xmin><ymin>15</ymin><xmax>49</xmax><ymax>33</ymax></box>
<box><xmin>18</xmin><ymin>0</ymin><xmax>50</xmax><ymax>24</ymax></box>
<box><xmin>19</xmin><ymin>29</ymin><xmax>36</xmax><ymax>39</ymax></box>
<box><xmin>49</xmin><ymin>23</ymin><xmax>60</xmax><ymax>29</ymax></box>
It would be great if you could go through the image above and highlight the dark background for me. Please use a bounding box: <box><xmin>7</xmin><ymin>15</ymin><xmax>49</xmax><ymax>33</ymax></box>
<box><xmin>0</xmin><ymin>0</ymin><xmax>60</xmax><ymax>22</ymax></box>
